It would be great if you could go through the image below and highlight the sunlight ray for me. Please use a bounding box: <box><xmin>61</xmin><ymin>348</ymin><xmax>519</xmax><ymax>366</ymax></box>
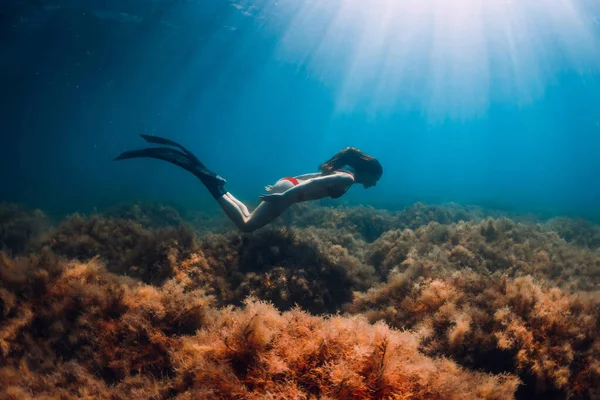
<box><xmin>237</xmin><ymin>0</ymin><xmax>600</xmax><ymax>119</ymax></box>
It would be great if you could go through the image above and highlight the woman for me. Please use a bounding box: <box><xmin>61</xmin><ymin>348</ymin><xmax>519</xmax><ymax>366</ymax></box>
<box><xmin>115</xmin><ymin>135</ymin><xmax>383</xmax><ymax>232</ymax></box>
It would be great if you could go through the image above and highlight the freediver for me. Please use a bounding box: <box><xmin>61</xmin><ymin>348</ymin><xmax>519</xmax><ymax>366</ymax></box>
<box><xmin>115</xmin><ymin>135</ymin><xmax>383</xmax><ymax>232</ymax></box>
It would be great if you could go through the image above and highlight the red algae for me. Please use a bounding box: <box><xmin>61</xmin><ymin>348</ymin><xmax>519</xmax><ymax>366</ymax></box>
<box><xmin>1</xmin><ymin>202</ymin><xmax>599</xmax><ymax>399</ymax></box>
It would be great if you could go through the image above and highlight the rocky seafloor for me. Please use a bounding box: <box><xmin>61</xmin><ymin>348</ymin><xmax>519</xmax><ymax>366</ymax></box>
<box><xmin>0</xmin><ymin>201</ymin><xmax>599</xmax><ymax>399</ymax></box>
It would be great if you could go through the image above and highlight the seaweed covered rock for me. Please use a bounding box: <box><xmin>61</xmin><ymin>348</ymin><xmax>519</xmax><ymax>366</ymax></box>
<box><xmin>105</xmin><ymin>201</ymin><xmax>184</xmax><ymax>228</ymax></box>
<box><xmin>276</xmin><ymin>202</ymin><xmax>489</xmax><ymax>242</ymax></box>
<box><xmin>543</xmin><ymin>217</ymin><xmax>600</xmax><ymax>249</ymax></box>
<box><xmin>349</xmin><ymin>272</ymin><xmax>600</xmax><ymax>399</ymax></box>
<box><xmin>44</xmin><ymin>214</ymin><xmax>198</xmax><ymax>285</ymax></box>
<box><xmin>169</xmin><ymin>299</ymin><xmax>520</xmax><ymax>399</ymax></box>
<box><xmin>0</xmin><ymin>203</ymin><xmax>49</xmax><ymax>255</ymax></box>
<box><xmin>365</xmin><ymin>218</ymin><xmax>600</xmax><ymax>290</ymax></box>
<box><xmin>195</xmin><ymin>227</ymin><xmax>377</xmax><ymax>314</ymax></box>
<box><xmin>105</xmin><ymin>201</ymin><xmax>232</xmax><ymax>235</ymax></box>
<box><xmin>0</xmin><ymin>250</ymin><xmax>212</xmax><ymax>396</ymax></box>
<box><xmin>349</xmin><ymin>217</ymin><xmax>600</xmax><ymax>399</ymax></box>
<box><xmin>0</xmin><ymin>251</ymin><xmax>520</xmax><ymax>399</ymax></box>
<box><xmin>3</xmin><ymin>202</ymin><xmax>600</xmax><ymax>398</ymax></box>
<box><xmin>279</xmin><ymin>204</ymin><xmax>396</xmax><ymax>242</ymax></box>
<box><xmin>39</xmin><ymin>213</ymin><xmax>376</xmax><ymax>313</ymax></box>
<box><xmin>393</xmin><ymin>202</ymin><xmax>484</xmax><ymax>230</ymax></box>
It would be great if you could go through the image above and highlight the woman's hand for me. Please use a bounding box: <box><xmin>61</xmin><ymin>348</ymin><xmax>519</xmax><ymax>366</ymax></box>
<box><xmin>259</xmin><ymin>193</ymin><xmax>286</xmax><ymax>203</ymax></box>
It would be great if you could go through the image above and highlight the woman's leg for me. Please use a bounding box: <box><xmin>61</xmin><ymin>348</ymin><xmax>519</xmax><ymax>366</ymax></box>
<box><xmin>225</xmin><ymin>193</ymin><xmax>250</xmax><ymax>218</ymax></box>
<box><xmin>115</xmin><ymin>136</ymin><xmax>287</xmax><ymax>232</ymax></box>
<box><xmin>217</xmin><ymin>192</ymin><xmax>290</xmax><ymax>232</ymax></box>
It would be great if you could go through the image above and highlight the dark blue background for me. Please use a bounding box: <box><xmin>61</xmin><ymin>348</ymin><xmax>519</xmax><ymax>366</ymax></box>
<box><xmin>1</xmin><ymin>0</ymin><xmax>599</xmax><ymax>218</ymax></box>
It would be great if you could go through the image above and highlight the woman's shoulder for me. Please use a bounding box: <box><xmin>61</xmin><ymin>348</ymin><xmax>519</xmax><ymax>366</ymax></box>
<box><xmin>334</xmin><ymin>169</ymin><xmax>355</xmax><ymax>181</ymax></box>
<box><xmin>293</xmin><ymin>172</ymin><xmax>325</xmax><ymax>181</ymax></box>
<box><xmin>328</xmin><ymin>172</ymin><xmax>354</xmax><ymax>198</ymax></box>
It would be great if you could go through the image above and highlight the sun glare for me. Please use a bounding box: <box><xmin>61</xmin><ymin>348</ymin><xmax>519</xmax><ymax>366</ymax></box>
<box><xmin>239</xmin><ymin>0</ymin><xmax>600</xmax><ymax>119</ymax></box>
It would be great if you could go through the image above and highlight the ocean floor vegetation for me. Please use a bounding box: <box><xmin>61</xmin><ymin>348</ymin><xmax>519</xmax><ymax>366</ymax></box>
<box><xmin>0</xmin><ymin>201</ymin><xmax>599</xmax><ymax>399</ymax></box>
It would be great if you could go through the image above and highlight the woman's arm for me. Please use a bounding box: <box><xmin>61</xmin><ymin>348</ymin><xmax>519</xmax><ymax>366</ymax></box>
<box><xmin>261</xmin><ymin>172</ymin><xmax>354</xmax><ymax>204</ymax></box>
<box><xmin>293</xmin><ymin>172</ymin><xmax>324</xmax><ymax>181</ymax></box>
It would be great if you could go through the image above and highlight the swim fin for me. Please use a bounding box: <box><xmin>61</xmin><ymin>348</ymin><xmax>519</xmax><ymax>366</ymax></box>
<box><xmin>114</xmin><ymin>136</ymin><xmax>227</xmax><ymax>198</ymax></box>
<box><xmin>139</xmin><ymin>134</ymin><xmax>202</xmax><ymax>164</ymax></box>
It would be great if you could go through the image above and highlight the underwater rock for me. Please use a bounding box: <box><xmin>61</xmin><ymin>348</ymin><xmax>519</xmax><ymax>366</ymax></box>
<box><xmin>0</xmin><ymin>251</ymin><xmax>520</xmax><ymax>399</ymax></box>
<box><xmin>2</xmin><ymin>202</ymin><xmax>600</xmax><ymax>398</ymax></box>
<box><xmin>543</xmin><ymin>217</ymin><xmax>600</xmax><ymax>249</ymax></box>
<box><xmin>197</xmin><ymin>227</ymin><xmax>377</xmax><ymax>314</ymax></box>
<box><xmin>279</xmin><ymin>204</ymin><xmax>396</xmax><ymax>242</ymax></box>
<box><xmin>168</xmin><ymin>299</ymin><xmax>519</xmax><ymax>399</ymax></box>
<box><xmin>349</xmin><ymin>217</ymin><xmax>600</xmax><ymax>399</ymax></box>
<box><xmin>105</xmin><ymin>201</ymin><xmax>184</xmax><ymax>228</ymax></box>
<box><xmin>350</xmin><ymin>272</ymin><xmax>600</xmax><ymax>399</ymax></box>
<box><xmin>44</xmin><ymin>213</ymin><xmax>198</xmax><ymax>285</ymax></box>
<box><xmin>0</xmin><ymin>203</ymin><xmax>49</xmax><ymax>256</ymax></box>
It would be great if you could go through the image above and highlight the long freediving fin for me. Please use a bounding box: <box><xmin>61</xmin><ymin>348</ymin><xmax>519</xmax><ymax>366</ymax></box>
<box><xmin>139</xmin><ymin>134</ymin><xmax>202</xmax><ymax>165</ymax></box>
<box><xmin>114</xmin><ymin>140</ymin><xmax>227</xmax><ymax>198</ymax></box>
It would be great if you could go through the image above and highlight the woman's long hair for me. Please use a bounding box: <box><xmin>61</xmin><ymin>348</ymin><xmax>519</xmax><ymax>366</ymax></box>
<box><xmin>319</xmin><ymin>147</ymin><xmax>383</xmax><ymax>179</ymax></box>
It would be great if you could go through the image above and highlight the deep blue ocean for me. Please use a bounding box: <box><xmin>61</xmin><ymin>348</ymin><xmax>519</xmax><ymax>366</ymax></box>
<box><xmin>2</xmin><ymin>0</ymin><xmax>600</xmax><ymax>219</ymax></box>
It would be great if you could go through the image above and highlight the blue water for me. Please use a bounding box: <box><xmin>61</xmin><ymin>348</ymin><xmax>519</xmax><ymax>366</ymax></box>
<box><xmin>1</xmin><ymin>0</ymin><xmax>600</xmax><ymax>219</ymax></box>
